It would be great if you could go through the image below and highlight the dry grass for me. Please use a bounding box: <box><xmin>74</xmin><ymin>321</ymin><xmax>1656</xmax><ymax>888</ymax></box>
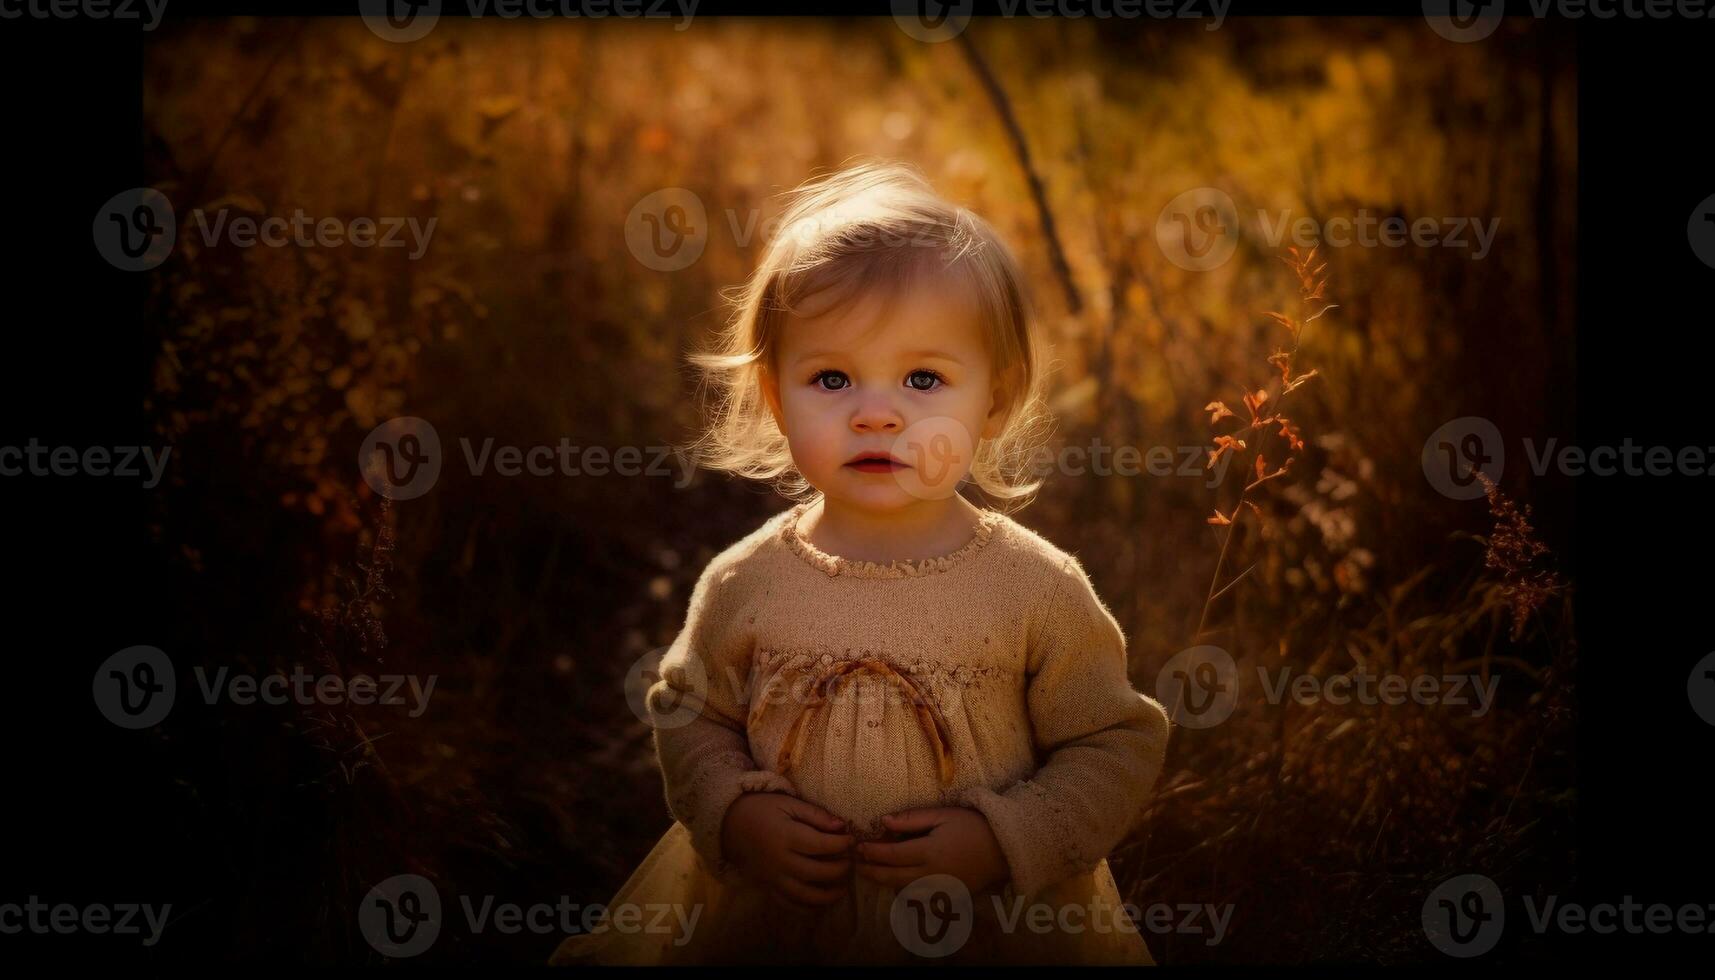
<box><xmin>1107</xmin><ymin>250</ymin><xmax>1576</xmax><ymax>964</ymax></box>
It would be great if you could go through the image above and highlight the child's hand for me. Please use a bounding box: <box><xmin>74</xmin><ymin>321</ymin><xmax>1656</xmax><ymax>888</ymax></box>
<box><xmin>854</xmin><ymin>807</ymin><xmax>1011</xmax><ymax>897</ymax></box>
<box><xmin>720</xmin><ymin>791</ymin><xmax>856</xmax><ymax>909</ymax></box>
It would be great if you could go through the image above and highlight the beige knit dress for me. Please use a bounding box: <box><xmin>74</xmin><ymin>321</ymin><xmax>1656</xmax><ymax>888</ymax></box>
<box><xmin>550</xmin><ymin>499</ymin><xmax>1173</xmax><ymax>966</ymax></box>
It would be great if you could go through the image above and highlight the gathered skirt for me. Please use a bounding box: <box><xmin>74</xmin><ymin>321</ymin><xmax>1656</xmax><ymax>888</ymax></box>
<box><xmin>548</xmin><ymin>819</ymin><xmax>1155</xmax><ymax>966</ymax></box>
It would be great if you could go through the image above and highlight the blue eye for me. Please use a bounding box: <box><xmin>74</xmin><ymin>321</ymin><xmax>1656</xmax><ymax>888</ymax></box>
<box><xmin>906</xmin><ymin>369</ymin><xmax>946</xmax><ymax>392</ymax></box>
<box><xmin>811</xmin><ymin>370</ymin><xmax>850</xmax><ymax>391</ymax></box>
<box><xmin>810</xmin><ymin>369</ymin><xmax>944</xmax><ymax>391</ymax></box>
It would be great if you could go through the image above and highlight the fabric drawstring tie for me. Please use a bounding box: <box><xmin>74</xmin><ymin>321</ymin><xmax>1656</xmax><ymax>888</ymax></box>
<box><xmin>749</xmin><ymin>658</ymin><xmax>956</xmax><ymax>790</ymax></box>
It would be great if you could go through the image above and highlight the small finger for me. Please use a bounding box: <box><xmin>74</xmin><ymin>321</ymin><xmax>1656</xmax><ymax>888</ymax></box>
<box><xmin>881</xmin><ymin>808</ymin><xmax>944</xmax><ymax>835</ymax></box>
<box><xmin>786</xmin><ymin>823</ymin><xmax>855</xmax><ymax>857</ymax></box>
<box><xmin>788</xmin><ymin>799</ymin><xmax>850</xmax><ymax>833</ymax></box>
<box><xmin>857</xmin><ymin>837</ymin><xmax>932</xmax><ymax>867</ymax></box>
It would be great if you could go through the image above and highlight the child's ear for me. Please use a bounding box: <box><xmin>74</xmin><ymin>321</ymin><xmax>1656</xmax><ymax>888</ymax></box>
<box><xmin>760</xmin><ymin>363</ymin><xmax>787</xmax><ymax>436</ymax></box>
<box><xmin>980</xmin><ymin>369</ymin><xmax>1015</xmax><ymax>441</ymax></box>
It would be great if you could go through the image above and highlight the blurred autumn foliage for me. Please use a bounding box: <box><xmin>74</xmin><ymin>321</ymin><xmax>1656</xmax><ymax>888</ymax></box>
<box><xmin>141</xmin><ymin>15</ymin><xmax>1576</xmax><ymax>964</ymax></box>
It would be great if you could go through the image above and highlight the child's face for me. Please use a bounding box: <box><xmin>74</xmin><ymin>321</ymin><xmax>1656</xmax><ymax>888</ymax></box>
<box><xmin>762</xmin><ymin>277</ymin><xmax>1010</xmax><ymax>512</ymax></box>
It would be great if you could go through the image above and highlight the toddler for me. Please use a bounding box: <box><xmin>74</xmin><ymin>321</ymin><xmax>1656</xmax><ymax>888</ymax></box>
<box><xmin>551</xmin><ymin>161</ymin><xmax>1172</xmax><ymax>965</ymax></box>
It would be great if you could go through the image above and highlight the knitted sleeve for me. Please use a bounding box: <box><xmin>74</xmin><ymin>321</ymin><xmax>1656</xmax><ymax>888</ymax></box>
<box><xmin>956</xmin><ymin>556</ymin><xmax>1173</xmax><ymax>904</ymax></box>
<box><xmin>648</xmin><ymin>555</ymin><xmax>797</xmax><ymax>886</ymax></box>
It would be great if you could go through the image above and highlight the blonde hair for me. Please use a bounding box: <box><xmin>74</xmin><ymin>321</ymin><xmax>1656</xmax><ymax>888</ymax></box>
<box><xmin>686</xmin><ymin>160</ymin><xmax>1053</xmax><ymax>510</ymax></box>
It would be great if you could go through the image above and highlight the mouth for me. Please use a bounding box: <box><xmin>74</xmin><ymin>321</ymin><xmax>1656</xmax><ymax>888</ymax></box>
<box><xmin>844</xmin><ymin>452</ymin><xmax>910</xmax><ymax>474</ymax></box>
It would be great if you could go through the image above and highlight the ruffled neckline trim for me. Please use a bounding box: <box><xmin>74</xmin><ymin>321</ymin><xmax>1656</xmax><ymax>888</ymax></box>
<box><xmin>780</xmin><ymin>501</ymin><xmax>1004</xmax><ymax>579</ymax></box>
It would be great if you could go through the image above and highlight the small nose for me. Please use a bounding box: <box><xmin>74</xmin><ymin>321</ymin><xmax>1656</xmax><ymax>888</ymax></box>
<box><xmin>850</xmin><ymin>393</ymin><xmax>903</xmax><ymax>433</ymax></box>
